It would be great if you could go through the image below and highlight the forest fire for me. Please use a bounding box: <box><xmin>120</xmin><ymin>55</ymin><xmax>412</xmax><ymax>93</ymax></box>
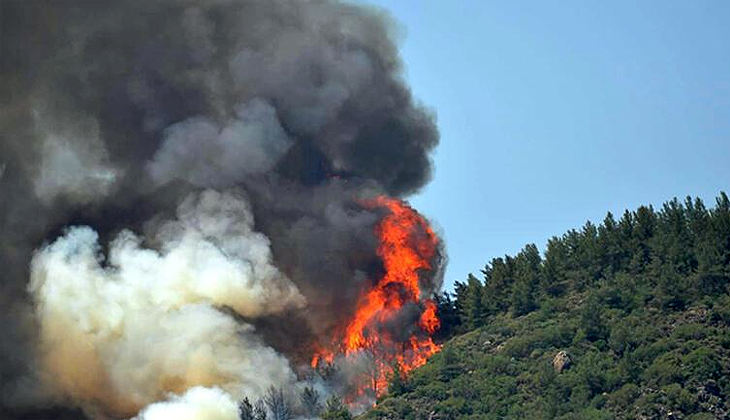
<box><xmin>1</xmin><ymin>1</ymin><xmax>445</xmax><ymax>418</ymax></box>
<box><xmin>312</xmin><ymin>196</ymin><xmax>442</xmax><ymax>399</ymax></box>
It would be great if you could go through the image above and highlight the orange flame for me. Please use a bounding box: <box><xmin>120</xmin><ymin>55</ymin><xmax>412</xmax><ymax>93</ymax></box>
<box><xmin>419</xmin><ymin>300</ymin><xmax>440</xmax><ymax>335</ymax></box>
<box><xmin>312</xmin><ymin>196</ymin><xmax>441</xmax><ymax>398</ymax></box>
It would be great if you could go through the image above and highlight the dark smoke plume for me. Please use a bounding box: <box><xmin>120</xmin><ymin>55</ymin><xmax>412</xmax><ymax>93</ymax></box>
<box><xmin>0</xmin><ymin>1</ymin><xmax>440</xmax><ymax>418</ymax></box>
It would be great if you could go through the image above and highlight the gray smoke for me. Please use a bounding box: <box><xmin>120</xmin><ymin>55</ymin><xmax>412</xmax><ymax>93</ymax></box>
<box><xmin>0</xmin><ymin>1</ymin><xmax>441</xmax><ymax>419</ymax></box>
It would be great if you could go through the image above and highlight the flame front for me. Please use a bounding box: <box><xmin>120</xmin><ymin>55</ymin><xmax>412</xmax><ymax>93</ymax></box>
<box><xmin>313</xmin><ymin>196</ymin><xmax>442</xmax><ymax>399</ymax></box>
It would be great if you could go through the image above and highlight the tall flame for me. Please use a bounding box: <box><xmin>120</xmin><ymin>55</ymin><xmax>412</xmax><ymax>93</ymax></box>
<box><xmin>312</xmin><ymin>196</ymin><xmax>441</xmax><ymax>399</ymax></box>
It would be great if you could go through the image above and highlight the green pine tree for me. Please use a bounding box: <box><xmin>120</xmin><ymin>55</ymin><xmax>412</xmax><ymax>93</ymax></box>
<box><xmin>462</xmin><ymin>273</ymin><xmax>485</xmax><ymax>328</ymax></box>
<box><xmin>321</xmin><ymin>396</ymin><xmax>353</xmax><ymax>420</ymax></box>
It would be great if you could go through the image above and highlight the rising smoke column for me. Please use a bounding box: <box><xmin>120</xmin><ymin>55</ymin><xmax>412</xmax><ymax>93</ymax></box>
<box><xmin>0</xmin><ymin>1</ymin><xmax>441</xmax><ymax>419</ymax></box>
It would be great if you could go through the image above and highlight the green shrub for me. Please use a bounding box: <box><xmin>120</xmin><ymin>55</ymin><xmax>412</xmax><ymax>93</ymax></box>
<box><xmin>411</xmin><ymin>381</ymin><xmax>448</xmax><ymax>400</ymax></box>
<box><xmin>435</xmin><ymin>396</ymin><xmax>469</xmax><ymax>418</ymax></box>
<box><xmin>609</xmin><ymin>383</ymin><xmax>640</xmax><ymax>407</ymax></box>
<box><xmin>642</xmin><ymin>352</ymin><xmax>685</xmax><ymax>386</ymax></box>
<box><xmin>683</xmin><ymin>347</ymin><xmax>722</xmax><ymax>381</ymax></box>
<box><xmin>672</xmin><ymin>323</ymin><xmax>708</xmax><ymax>341</ymax></box>
<box><xmin>663</xmin><ymin>383</ymin><xmax>697</xmax><ymax>413</ymax></box>
<box><xmin>687</xmin><ymin>414</ymin><xmax>717</xmax><ymax>420</ymax></box>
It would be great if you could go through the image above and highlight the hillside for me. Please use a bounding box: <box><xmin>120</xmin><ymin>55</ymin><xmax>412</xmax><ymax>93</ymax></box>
<box><xmin>359</xmin><ymin>193</ymin><xmax>730</xmax><ymax>420</ymax></box>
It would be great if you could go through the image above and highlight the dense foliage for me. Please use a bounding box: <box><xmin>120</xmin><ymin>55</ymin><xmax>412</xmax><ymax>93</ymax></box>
<box><xmin>363</xmin><ymin>193</ymin><xmax>730</xmax><ymax>420</ymax></box>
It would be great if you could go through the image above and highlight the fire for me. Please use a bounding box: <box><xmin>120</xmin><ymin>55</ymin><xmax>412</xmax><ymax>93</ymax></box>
<box><xmin>419</xmin><ymin>300</ymin><xmax>440</xmax><ymax>334</ymax></box>
<box><xmin>312</xmin><ymin>196</ymin><xmax>442</xmax><ymax>399</ymax></box>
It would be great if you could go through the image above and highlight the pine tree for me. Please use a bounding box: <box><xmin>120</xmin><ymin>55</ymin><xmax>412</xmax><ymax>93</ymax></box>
<box><xmin>321</xmin><ymin>396</ymin><xmax>353</xmax><ymax>420</ymax></box>
<box><xmin>483</xmin><ymin>257</ymin><xmax>516</xmax><ymax>311</ymax></box>
<box><xmin>711</xmin><ymin>192</ymin><xmax>730</xmax><ymax>273</ymax></box>
<box><xmin>462</xmin><ymin>273</ymin><xmax>485</xmax><ymax>329</ymax></box>
<box><xmin>254</xmin><ymin>400</ymin><xmax>267</xmax><ymax>420</ymax></box>
<box><xmin>686</xmin><ymin>197</ymin><xmax>724</xmax><ymax>295</ymax></box>
<box><xmin>695</xmin><ymin>193</ymin><xmax>730</xmax><ymax>294</ymax></box>
<box><xmin>598</xmin><ymin>211</ymin><xmax>624</xmax><ymax>275</ymax></box>
<box><xmin>239</xmin><ymin>397</ymin><xmax>254</xmax><ymax>420</ymax></box>
<box><xmin>510</xmin><ymin>245</ymin><xmax>540</xmax><ymax>316</ymax></box>
<box><xmin>655</xmin><ymin>265</ymin><xmax>689</xmax><ymax>310</ymax></box>
<box><xmin>618</xmin><ymin>210</ymin><xmax>636</xmax><ymax>272</ymax></box>
<box><xmin>511</xmin><ymin>276</ymin><xmax>536</xmax><ymax>317</ymax></box>
<box><xmin>578</xmin><ymin>221</ymin><xmax>602</xmax><ymax>286</ymax></box>
<box><xmin>300</xmin><ymin>386</ymin><xmax>322</xmax><ymax>418</ymax></box>
<box><xmin>654</xmin><ymin>198</ymin><xmax>694</xmax><ymax>275</ymax></box>
<box><xmin>581</xmin><ymin>294</ymin><xmax>608</xmax><ymax>341</ymax></box>
<box><xmin>543</xmin><ymin>238</ymin><xmax>569</xmax><ymax>297</ymax></box>
<box><xmin>264</xmin><ymin>387</ymin><xmax>291</xmax><ymax>420</ymax></box>
<box><xmin>433</xmin><ymin>292</ymin><xmax>460</xmax><ymax>340</ymax></box>
<box><xmin>630</xmin><ymin>205</ymin><xmax>656</xmax><ymax>274</ymax></box>
<box><xmin>452</xmin><ymin>280</ymin><xmax>469</xmax><ymax>325</ymax></box>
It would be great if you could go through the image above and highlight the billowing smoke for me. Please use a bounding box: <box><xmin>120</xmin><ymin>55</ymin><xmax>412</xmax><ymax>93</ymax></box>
<box><xmin>0</xmin><ymin>1</ymin><xmax>441</xmax><ymax>419</ymax></box>
<box><xmin>134</xmin><ymin>387</ymin><xmax>239</xmax><ymax>420</ymax></box>
<box><xmin>29</xmin><ymin>190</ymin><xmax>301</xmax><ymax>417</ymax></box>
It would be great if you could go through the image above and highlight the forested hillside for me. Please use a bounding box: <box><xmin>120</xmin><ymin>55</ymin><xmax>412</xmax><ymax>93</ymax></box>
<box><xmin>361</xmin><ymin>193</ymin><xmax>730</xmax><ymax>420</ymax></box>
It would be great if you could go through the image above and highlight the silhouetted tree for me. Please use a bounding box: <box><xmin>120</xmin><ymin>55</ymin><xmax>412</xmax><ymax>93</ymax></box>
<box><xmin>264</xmin><ymin>387</ymin><xmax>291</xmax><ymax>420</ymax></box>
<box><xmin>452</xmin><ymin>280</ymin><xmax>468</xmax><ymax>324</ymax></box>
<box><xmin>239</xmin><ymin>397</ymin><xmax>254</xmax><ymax>420</ymax></box>
<box><xmin>254</xmin><ymin>400</ymin><xmax>267</xmax><ymax>420</ymax></box>
<box><xmin>300</xmin><ymin>386</ymin><xmax>322</xmax><ymax>418</ymax></box>
<box><xmin>433</xmin><ymin>292</ymin><xmax>460</xmax><ymax>340</ymax></box>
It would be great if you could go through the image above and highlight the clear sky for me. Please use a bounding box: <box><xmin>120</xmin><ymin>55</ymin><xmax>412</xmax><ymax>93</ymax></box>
<box><xmin>362</xmin><ymin>0</ymin><xmax>730</xmax><ymax>290</ymax></box>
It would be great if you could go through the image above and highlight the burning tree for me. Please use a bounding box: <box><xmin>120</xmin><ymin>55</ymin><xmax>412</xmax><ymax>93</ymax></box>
<box><xmin>312</xmin><ymin>197</ymin><xmax>443</xmax><ymax>402</ymax></box>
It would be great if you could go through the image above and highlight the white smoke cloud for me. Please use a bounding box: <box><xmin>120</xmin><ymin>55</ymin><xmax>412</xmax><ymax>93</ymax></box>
<box><xmin>134</xmin><ymin>387</ymin><xmax>238</xmax><ymax>420</ymax></box>
<box><xmin>28</xmin><ymin>190</ymin><xmax>304</xmax><ymax>418</ymax></box>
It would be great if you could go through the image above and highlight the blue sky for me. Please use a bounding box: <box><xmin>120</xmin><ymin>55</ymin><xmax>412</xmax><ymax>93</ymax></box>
<box><xmin>362</xmin><ymin>0</ymin><xmax>730</xmax><ymax>290</ymax></box>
